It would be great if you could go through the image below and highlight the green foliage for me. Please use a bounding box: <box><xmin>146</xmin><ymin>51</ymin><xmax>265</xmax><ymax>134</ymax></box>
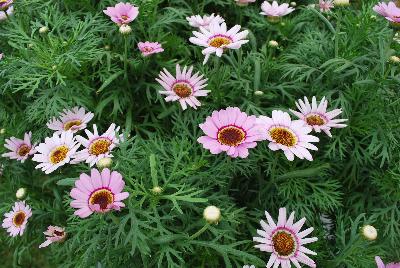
<box><xmin>1</xmin><ymin>0</ymin><xmax>400</xmax><ymax>267</ymax></box>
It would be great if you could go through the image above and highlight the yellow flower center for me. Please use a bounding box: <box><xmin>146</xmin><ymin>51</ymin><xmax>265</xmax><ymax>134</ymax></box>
<box><xmin>306</xmin><ymin>115</ymin><xmax>325</xmax><ymax>126</ymax></box>
<box><xmin>272</xmin><ymin>231</ymin><xmax>296</xmax><ymax>256</ymax></box>
<box><xmin>17</xmin><ymin>144</ymin><xmax>30</xmax><ymax>156</ymax></box>
<box><xmin>217</xmin><ymin>126</ymin><xmax>246</xmax><ymax>146</ymax></box>
<box><xmin>50</xmin><ymin>145</ymin><xmax>69</xmax><ymax>164</ymax></box>
<box><xmin>63</xmin><ymin>120</ymin><xmax>82</xmax><ymax>131</ymax></box>
<box><xmin>89</xmin><ymin>138</ymin><xmax>112</xmax><ymax>156</ymax></box>
<box><xmin>209</xmin><ymin>36</ymin><xmax>232</xmax><ymax>48</ymax></box>
<box><xmin>89</xmin><ymin>188</ymin><xmax>114</xmax><ymax>210</ymax></box>
<box><xmin>13</xmin><ymin>211</ymin><xmax>26</xmax><ymax>227</ymax></box>
<box><xmin>173</xmin><ymin>83</ymin><xmax>193</xmax><ymax>98</ymax></box>
<box><xmin>269</xmin><ymin>127</ymin><xmax>297</xmax><ymax>147</ymax></box>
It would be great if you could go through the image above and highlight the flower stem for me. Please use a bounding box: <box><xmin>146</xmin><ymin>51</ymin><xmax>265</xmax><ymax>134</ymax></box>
<box><xmin>123</xmin><ymin>35</ymin><xmax>128</xmax><ymax>80</ymax></box>
<box><xmin>189</xmin><ymin>223</ymin><xmax>209</xmax><ymax>240</ymax></box>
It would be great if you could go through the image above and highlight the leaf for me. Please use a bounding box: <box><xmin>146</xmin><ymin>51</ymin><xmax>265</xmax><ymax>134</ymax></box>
<box><xmin>56</xmin><ymin>177</ymin><xmax>78</xmax><ymax>186</ymax></box>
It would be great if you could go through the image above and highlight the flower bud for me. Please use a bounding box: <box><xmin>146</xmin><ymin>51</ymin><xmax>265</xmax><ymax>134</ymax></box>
<box><xmin>119</xmin><ymin>24</ymin><xmax>132</xmax><ymax>35</ymax></box>
<box><xmin>0</xmin><ymin>128</ymin><xmax>5</xmax><ymax>134</ymax></box>
<box><xmin>254</xmin><ymin>90</ymin><xmax>264</xmax><ymax>96</ymax></box>
<box><xmin>96</xmin><ymin>157</ymin><xmax>113</xmax><ymax>169</ymax></box>
<box><xmin>151</xmin><ymin>186</ymin><xmax>163</xmax><ymax>195</ymax></box>
<box><xmin>334</xmin><ymin>0</ymin><xmax>350</xmax><ymax>6</ymax></box>
<box><xmin>203</xmin><ymin>205</ymin><xmax>221</xmax><ymax>224</ymax></box>
<box><xmin>290</xmin><ymin>2</ymin><xmax>297</xmax><ymax>7</ymax></box>
<box><xmin>39</xmin><ymin>26</ymin><xmax>49</xmax><ymax>34</ymax></box>
<box><xmin>389</xmin><ymin>55</ymin><xmax>400</xmax><ymax>63</ymax></box>
<box><xmin>104</xmin><ymin>45</ymin><xmax>111</xmax><ymax>51</ymax></box>
<box><xmin>16</xmin><ymin>188</ymin><xmax>27</xmax><ymax>199</ymax></box>
<box><xmin>268</xmin><ymin>40</ymin><xmax>279</xmax><ymax>48</ymax></box>
<box><xmin>361</xmin><ymin>225</ymin><xmax>377</xmax><ymax>241</ymax></box>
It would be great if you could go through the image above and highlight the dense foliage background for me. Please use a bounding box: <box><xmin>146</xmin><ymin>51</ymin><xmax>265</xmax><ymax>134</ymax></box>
<box><xmin>1</xmin><ymin>0</ymin><xmax>400</xmax><ymax>267</ymax></box>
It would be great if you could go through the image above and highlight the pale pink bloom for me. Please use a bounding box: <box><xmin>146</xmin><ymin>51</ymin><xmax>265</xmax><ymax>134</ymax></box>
<box><xmin>0</xmin><ymin>5</ymin><xmax>13</xmax><ymax>21</ymax></box>
<box><xmin>156</xmin><ymin>64</ymin><xmax>209</xmax><ymax>110</ymax></box>
<box><xmin>289</xmin><ymin>96</ymin><xmax>347</xmax><ymax>137</ymax></box>
<box><xmin>138</xmin><ymin>41</ymin><xmax>164</xmax><ymax>56</ymax></box>
<box><xmin>0</xmin><ymin>0</ymin><xmax>12</xmax><ymax>11</ymax></box>
<box><xmin>103</xmin><ymin>2</ymin><xmax>139</xmax><ymax>25</ymax></box>
<box><xmin>319</xmin><ymin>0</ymin><xmax>334</xmax><ymax>12</ymax></box>
<box><xmin>189</xmin><ymin>22</ymin><xmax>249</xmax><ymax>64</ymax></box>
<box><xmin>47</xmin><ymin>106</ymin><xmax>94</xmax><ymax>135</ymax></box>
<box><xmin>2</xmin><ymin>132</ymin><xmax>36</xmax><ymax>163</ymax></box>
<box><xmin>39</xmin><ymin>226</ymin><xmax>66</xmax><ymax>248</ymax></box>
<box><xmin>373</xmin><ymin>2</ymin><xmax>400</xmax><ymax>23</ymax></box>
<box><xmin>72</xmin><ymin>124</ymin><xmax>122</xmax><ymax>167</ymax></box>
<box><xmin>260</xmin><ymin>1</ymin><xmax>295</xmax><ymax>17</ymax></box>
<box><xmin>258</xmin><ymin>110</ymin><xmax>319</xmax><ymax>161</ymax></box>
<box><xmin>376</xmin><ymin>256</ymin><xmax>400</xmax><ymax>268</ymax></box>
<box><xmin>32</xmin><ymin>131</ymin><xmax>80</xmax><ymax>174</ymax></box>
<box><xmin>0</xmin><ymin>53</ymin><xmax>3</xmax><ymax>60</ymax></box>
<box><xmin>70</xmin><ymin>168</ymin><xmax>129</xmax><ymax>218</ymax></box>
<box><xmin>186</xmin><ymin>13</ymin><xmax>225</xmax><ymax>29</ymax></box>
<box><xmin>2</xmin><ymin>201</ymin><xmax>32</xmax><ymax>237</ymax></box>
<box><xmin>253</xmin><ymin>208</ymin><xmax>318</xmax><ymax>268</ymax></box>
<box><xmin>198</xmin><ymin>107</ymin><xmax>266</xmax><ymax>158</ymax></box>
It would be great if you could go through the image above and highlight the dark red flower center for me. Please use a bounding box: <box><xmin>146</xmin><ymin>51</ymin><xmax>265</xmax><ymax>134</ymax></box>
<box><xmin>173</xmin><ymin>83</ymin><xmax>193</xmax><ymax>98</ymax></box>
<box><xmin>17</xmin><ymin>144</ymin><xmax>30</xmax><ymax>156</ymax></box>
<box><xmin>217</xmin><ymin>126</ymin><xmax>246</xmax><ymax>146</ymax></box>
<box><xmin>89</xmin><ymin>189</ymin><xmax>114</xmax><ymax>210</ymax></box>
<box><xmin>13</xmin><ymin>211</ymin><xmax>26</xmax><ymax>227</ymax></box>
<box><xmin>272</xmin><ymin>231</ymin><xmax>296</xmax><ymax>256</ymax></box>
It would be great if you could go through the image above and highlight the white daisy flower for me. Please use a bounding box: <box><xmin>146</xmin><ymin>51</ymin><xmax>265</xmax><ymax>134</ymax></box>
<box><xmin>186</xmin><ymin>13</ymin><xmax>225</xmax><ymax>29</ymax></box>
<box><xmin>47</xmin><ymin>106</ymin><xmax>94</xmax><ymax>135</ymax></box>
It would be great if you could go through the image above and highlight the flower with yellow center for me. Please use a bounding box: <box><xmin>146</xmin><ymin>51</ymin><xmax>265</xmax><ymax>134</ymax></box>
<box><xmin>47</xmin><ymin>107</ymin><xmax>94</xmax><ymax>135</ymax></box>
<box><xmin>2</xmin><ymin>201</ymin><xmax>32</xmax><ymax>237</ymax></box>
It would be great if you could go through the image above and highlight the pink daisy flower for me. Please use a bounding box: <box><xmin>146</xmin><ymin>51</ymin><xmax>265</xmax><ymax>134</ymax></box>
<box><xmin>103</xmin><ymin>2</ymin><xmax>139</xmax><ymax>25</ymax></box>
<box><xmin>70</xmin><ymin>168</ymin><xmax>129</xmax><ymax>218</ymax></box>
<box><xmin>72</xmin><ymin>124</ymin><xmax>122</xmax><ymax>167</ymax></box>
<box><xmin>0</xmin><ymin>5</ymin><xmax>12</xmax><ymax>21</ymax></box>
<box><xmin>253</xmin><ymin>208</ymin><xmax>318</xmax><ymax>268</ymax></box>
<box><xmin>2</xmin><ymin>132</ymin><xmax>36</xmax><ymax>163</ymax></box>
<box><xmin>138</xmin><ymin>41</ymin><xmax>164</xmax><ymax>57</ymax></box>
<box><xmin>260</xmin><ymin>1</ymin><xmax>295</xmax><ymax>22</ymax></box>
<box><xmin>197</xmin><ymin>107</ymin><xmax>266</xmax><ymax>158</ymax></box>
<box><xmin>47</xmin><ymin>106</ymin><xmax>94</xmax><ymax>135</ymax></box>
<box><xmin>0</xmin><ymin>0</ymin><xmax>12</xmax><ymax>11</ymax></box>
<box><xmin>156</xmin><ymin>64</ymin><xmax>209</xmax><ymax>110</ymax></box>
<box><xmin>319</xmin><ymin>0</ymin><xmax>334</xmax><ymax>12</ymax></box>
<box><xmin>186</xmin><ymin>13</ymin><xmax>225</xmax><ymax>29</ymax></box>
<box><xmin>235</xmin><ymin>0</ymin><xmax>256</xmax><ymax>6</ymax></box>
<box><xmin>376</xmin><ymin>256</ymin><xmax>400</xmax><ymax>268</ymax></box>
<box><xmin>2</xmin><ymin>201</ymin><xmax>32</xmax><ymax>237</ymax></box>
<box><xmin>189</xmin><ymin>21</ymin><xmax>249</xmax><ymax>64</ymax></box>
<box><xmin>258</xmin><ymin>110</ymin><xmax>319</xmax><ymax>161</ymax></box>
<box><xmin>373</xmin><ymin>2</ymin><xmax>400</xmax><ymax>24</ymax></box>
<box><xmin>289</xmin><ymin>96</ymin><xmax>348</xmax><ymax>138</ymax></box>
<box><xmin>32</xmin><ymin>131</ymin><xmax>80</xmax><ymax>174</ymax></box>
<box><xmin>39</xmin><ymin>225</ymin><xmax>66</xmax><ymax>248</ymax></box>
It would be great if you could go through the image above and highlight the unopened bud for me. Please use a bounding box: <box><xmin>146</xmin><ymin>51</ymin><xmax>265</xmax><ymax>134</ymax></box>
<box><xmin>39</xmin><ymin>26</ymin><xmax>49</xmax><ymax>34</ymax></box>
<box><xmin>119</xmin><ymin>24</ymin><xmax>132</xmax><ymax>35</ymax></box>
<box><xmin>16</xmin><ymin>188</ymin><xmax>27</xmax><ymax>199</ymax></box>
<box><xmin>96</xmin><ymin>157</ymin><xmax>113</xmax><ymax>169</ymax></box>
<box><xmin>203</xmin><ymin>205</ymin><xmax>221</xmax><ymax>224</ymax></box>
<box><xmin>268</xmin><ymin>40</ymin><xmax>279</xmax><ymax>48</ymax></box>
<box><xmin>361</xmin><ymin>225</ymin><xmax>377</xmax><ymax>241</ymax></box>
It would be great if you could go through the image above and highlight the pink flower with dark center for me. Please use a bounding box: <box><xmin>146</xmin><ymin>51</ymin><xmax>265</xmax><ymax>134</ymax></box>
<box><xmin>253</xmin><ymin>208</ymin><xmax>318</xmax><ymax>268</ymax></box>
<box><xmin>103</xmin><ymin>2</ymin><xmax>139</xmax><ymax>25</ymax></box>
<box><xmin>70</xmin><ymin>168</ymin><xmax>129</xmax><ymax>218</ymax></box>
<box><xmin>189</xmin><ymin>21</ymin><xmax>249</xmax><ymax>64</ymax></box>
<box><xmin>197</xmin><ymin>107</ymin><xmax>266</xmax><ymax>158</ymax></box>
<box><xmin>156</xmin><ymin>64</ymin><xmax>209</xmax><ymax>110</ymax></box>
<box><xmin>2</xmin><ymin>132</ymin><xmax>36</xmax><ymax>163</ymax></box>
<box><xmin>373</xmin><ymin>2</ymin><xmax>400</xmax><ymax>23</ymax></box>
<box><xmin>289</xmin><ymin>96</ymin><xmax>347</xmax><ymax>137</ymax></box>
<box><xmin>47</xmin><ymin>106</ymin><xmax>94</xmax><ymax>135</ymax></box>
<box><xmin>2</xmin><ymin>201</ymin><xmax>32</xmax><ymax>237</ymax></box>
<box><xmin>319</xmin><ymin>0</ymin><xmax>334</xmax><ymax>12</ymax></box>
<box><xmin>186</xmin><ymin>13</ymin><xmax>225</xmax><ymax>29</ymax></box>
<box><xmin>138</xmin><ymin>41</ymin><xmax>164</xmax><ymax>56</ymax></box>
<box><xmin>0</xmin><ymin>0</ymin><xmax>12</xmax><ymax>11</ymax></box>
<box><xmin>258</xmin><ymin>110</ymin><xmax>319</xmax><ymax>161</ymax></box>
<box><xmin>39</xmin><ymin>226</ymin><xmax>66</xmax><ymax>248</ymax></box>
<box><xmin>376</xmin><ymin>256</ymin><xmax>400</xmax><ymax>268</ymax></box>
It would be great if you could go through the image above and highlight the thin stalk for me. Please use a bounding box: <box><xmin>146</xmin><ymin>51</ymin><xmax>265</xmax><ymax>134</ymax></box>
<box><xmin>189</xmin><ymin>224</ymin><xmax>210</xmax><ymax>240</ymax></box>
<box><xmin>123</xmin><ymin>35</ymin><xmax>129</xmax><ymax>80</ymax></box>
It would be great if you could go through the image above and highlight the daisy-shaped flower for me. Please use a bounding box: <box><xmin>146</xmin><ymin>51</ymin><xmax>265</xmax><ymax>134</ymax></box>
<box><xmin>375</xmin><ymin>256</ymin><xmax>400</xmax><ymax>268</ymax></box>
<box><xmin>198</xmin><ymin>107</ymin><xmax>266</xmax><ymax>158</ymax></box>
<box><xmin>70</xmin><ymin>168</ymin><xmax>129</xmax><ymax>218</ymax></box>
<box><xmin>253</xmin><ymin>208</ymin><xmax>318</xmax><ymax>268</ymax></box>
<box><xmin>103</xmin><ymin>2</ymin><xmax>139</xmax><ymax>25</ymax></box>
<box><xmin>138</xmin><ymin>41</ymin><xmax>164</xmax><ymax>57</ymax></box>
<box><xmin>373</xmin><ymin>2</ymin><xmax>400</xmax><ymax>25</ymax></box>
<box><xmin>0</xmin><ymin>0</ymin><xmax>12</xmax><ymax>11</ymax></box>
<box><xmin>2</xmin><ymin>201</ymin><xmax>32</xmax><ymax>237</ymax></box>
<box><xmin>39</xmin><ymin>225</ymin><xmax>66</xmax><ymax>248</ymax></box>
<box><xmin>72</xmin><ymin>124</ymin><xmax>122</xmax><ymax>167</ymax></box>
<box><xmin>235</xmin><ymin>0</ymin><xmax>256</xmax><ymax>6</ymax></box>
<box><xmin>2</xmin><ymin>132</ymin><xmax>36</xmax><ymax>163</ymax></box>
<box><xmin>186</xmin><ymin>13</ymin><xmax>225</xmax><ymax>29</ymax></box>
<box><xmin>47</xmin><ymin>106</ymin><xmax>94</xmax><ymax>135</ymax></box>
<box><xmin>319</xmin><ymin>0</ymin><xmax>334</xmax><ymax>12</ymax></box>
<box><xmin>0</xmin><ymin>4</ymin><xmax>12</xmax><ymax>21</ymax></box>
<box><xmin>189</xmin><ymin>21</ymin><xmax>249</xmax><ymax>64</ymax></box>
<box><xmin>32</xmin><ymin>131</ymin><xmax>79</xmax><ymax>174</ymax></box>
<box><xmin>260</xmin><ymin>1</ymin><xmax>295</xmax><ymax>23</ymax></box>
<box><xmin>258</xmin><ymin>110</ymin><xmax>319</xmax><ymax>161</ymax></box>
<box><xmin>156</xmin><ymin>64</ymin><xmax>209</xmax><ymax>110</ymax></box>
<box><xmin>289</xmin><ymin>96</ymin><xmax>348</xmax><ymax>137</ymax></box>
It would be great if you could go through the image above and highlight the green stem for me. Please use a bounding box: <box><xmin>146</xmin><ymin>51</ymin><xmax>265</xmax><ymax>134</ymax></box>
<box><xmin>189</xmin><ymin>224</ymin><xmax>209</xmax><ymax>240</ymax></box>
<box><xmin>123</xmin><ymin>35</ymin><xmax>128</xmax><ymax>80</ymax></box>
